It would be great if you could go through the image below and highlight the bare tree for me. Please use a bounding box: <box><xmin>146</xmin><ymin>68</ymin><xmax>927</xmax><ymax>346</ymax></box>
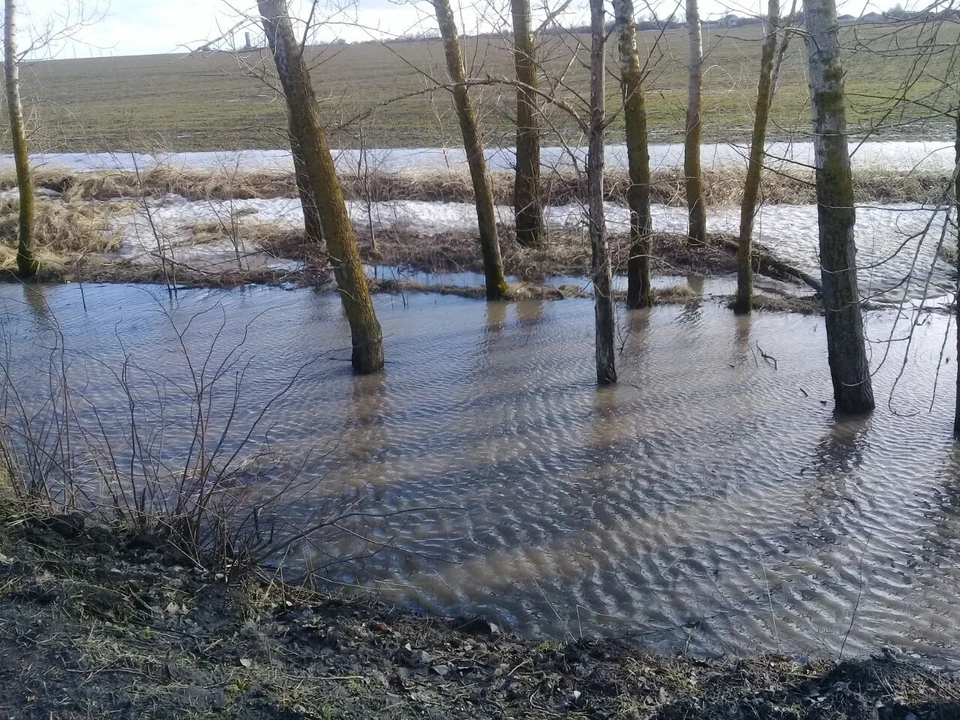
<box><xmin>589</xmin><ymin>0</ymin><xmax>617</xmax><ymax>384</ymax></box>
<box><xmin>954</xmin><ymin>109</ymin><xmax>960</xmax><ymax>436</ymax></box>
<box><xmin>258</xmin><ymin>0</ymin><xmax>384</xmax><ymax>374</ymax></box>
<box><xmin>511</xmin><ymin>0</ymin><xmax>545</xmax><ymax>247</ymax></box>
<box><xmin>803</xmin><ymin>0</ymin><xmax>874</xmax><ymax>413</ymax></box>
<box><xmin>5</xmin><ymin>0</ymin><xmax>37</xmax><ymax>277</ymax></box>
<box><xmin>735</xmin><ymin>0</ymin><xmax>779</xmax><ymax>315</ymax></box>
<box><xmin>432</xmin><ymin>0</ymin><xmax>508</xmax><ymax>299</ymax></box>
<box><xmin>615</xmin><ymin>0</ymin><xmax>653</xmax><ymax>309</ymax></box>
<box><xmin>684</xmin><ymin>0</ymin><xmax>706</xmax><ymax>245</ymax></box>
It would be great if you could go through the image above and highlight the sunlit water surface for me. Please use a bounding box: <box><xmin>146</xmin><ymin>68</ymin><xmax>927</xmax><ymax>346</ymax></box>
<box><xmin>2</xmin><ymin>283</ymin><xmax>959</xmax><ymax>666</ymax></box>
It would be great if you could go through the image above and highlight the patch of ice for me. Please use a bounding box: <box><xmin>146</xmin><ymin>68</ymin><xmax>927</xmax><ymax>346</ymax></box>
<box><xmin>105</xmin><ymin>194</ymin><xmax>956</xmax><ymax>304</ymax></box>
<box><xmin>2</xmin><ymin>140</ymin><xmax>955</xmax><ymax>176</ymax></box>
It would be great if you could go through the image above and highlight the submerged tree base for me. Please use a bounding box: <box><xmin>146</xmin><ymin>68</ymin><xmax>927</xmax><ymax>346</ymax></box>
<box><xmin>1</xmin><ymin>516</ymin><xmax>958</xmax><ymax>719</ymax></box>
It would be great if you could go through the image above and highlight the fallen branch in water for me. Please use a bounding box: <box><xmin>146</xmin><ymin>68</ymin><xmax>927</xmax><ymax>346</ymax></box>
<box><xmin>719</xmin><ymin>237</ymin><xmax>823</xmax><ymax>294</ymax></box>
<box><xmin>757</xmin><ymin>343</ymin><xmax>779</xmax><ymax>370</ymax></box>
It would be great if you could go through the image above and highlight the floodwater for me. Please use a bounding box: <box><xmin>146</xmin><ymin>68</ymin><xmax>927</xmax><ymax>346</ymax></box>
<box><xmin>4</xmin><ymin>139</ymin><xmax>956</xmax><ymax>175</ymax></box>
<box><xmin>113</xmin><ymin>195</ymin><xmax>958</xmax><ymax>305</ymax></box>
<box><xmin>2</xmin><ymin>283</ymin><xmax>960</xmax><ymax>666</ymax></box>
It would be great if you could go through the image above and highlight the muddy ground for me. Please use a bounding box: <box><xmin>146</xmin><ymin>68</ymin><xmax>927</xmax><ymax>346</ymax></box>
<box><xmin>1</xmin><ymin>515</ymin><xmax>958</xmax><ymax>720</ymax></box>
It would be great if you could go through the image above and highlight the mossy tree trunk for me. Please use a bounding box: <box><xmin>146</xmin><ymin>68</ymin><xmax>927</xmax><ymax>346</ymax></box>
<box><xmin>290</xmin><ymin>133</ymin><xmax>324</xmax><ymax>245</ymax></box>
<box><xmin>802</xmin><ymin>0</ymin><xmax>875</xmax><ymax>413</ymax></box>
<box><xmin>684</xmin><ymin>0</ymin><xmax>707</xmax><ymax>246</ymax></box>
<box><xmin>5</xmin><ymin>0</ymin><xmax>37</xmax><ymax>277</ymax></box>
<box><xmin>258</xmin><ymin>0</ymin><xmax>383</xmax><ymax>374</ymax></box>
<box><xmin>511</xmin><ymin>0</ymin><xmax>544</xmax><ymax>248</ymax></box>
<box><xmin>734</xmin><ymin>0</ymin><xmax>779</xmax><ymax>315</ymax></box>
<box><xmin>954</xmin><ymin>109</ymin><xmax>960</xmax><ymax>437</ymax></box>
<box><xmin>615</xmin><ymin>0</ymin><xmax>653</xmax><ymax>309</ymax></box>
<box><xmin>432</xmin><ymin>0</ymin><xmax>508</xmax><ymax>300</ymax></box>
<box><xmin>588</xmin><ymin>0</ymin><xmax>617</xmax><ymax>385</ymax></box>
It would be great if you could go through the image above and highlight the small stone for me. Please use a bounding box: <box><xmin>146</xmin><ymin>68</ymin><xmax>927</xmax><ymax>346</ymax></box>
<box><xmin>431</xmin><ymin>664</ymin><xmax>451</xmax><ymax>677</ymax></box>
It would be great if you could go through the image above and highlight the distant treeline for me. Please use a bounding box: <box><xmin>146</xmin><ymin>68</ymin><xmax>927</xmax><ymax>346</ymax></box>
<box><xmin>359</xmin><ymin>7</ymin><xmax>958</xmax><ymax>46</ymax></box>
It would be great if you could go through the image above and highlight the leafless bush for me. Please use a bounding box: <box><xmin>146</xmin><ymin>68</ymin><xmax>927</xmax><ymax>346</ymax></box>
<box><xmin>0</xmin><ymin>296</ymin><xmax>405</xmax><ymax>576</ymax></box>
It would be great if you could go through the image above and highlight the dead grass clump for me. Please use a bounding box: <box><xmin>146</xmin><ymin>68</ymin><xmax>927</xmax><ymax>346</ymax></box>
<box><xmin>0</xmin><ymin>197</ymin><xmax>121</xmax><ymax>272</ymax></box>
<box><xmin>182</xmin><ymin>219</ymin><xmax>299</xmax><ymax>246</ymax></box>
<box><xmin>351</xmin><ymin>224</ymin><xmax>748</xmax><ymax>281</ymax></box>
<box><xmin>0</xmin><ymin>168</ymin><xmax>298</xmax><ymax>203</ymax></box>
<box><xmin>3</xmin><ymin>165</ymin><xmax>949</xmax><ymax>208</ymax></box>
<box><xmin>131</xmin><ymin>166</ymin><xmax>296</xmax><ymax>201</ymax></box>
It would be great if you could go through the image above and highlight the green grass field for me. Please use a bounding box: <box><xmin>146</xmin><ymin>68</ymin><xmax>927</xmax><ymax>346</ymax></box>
<box><xmin>15</xmin><ymin>21</ymin><xmax>958</xmax><ymax>152</ymax></box>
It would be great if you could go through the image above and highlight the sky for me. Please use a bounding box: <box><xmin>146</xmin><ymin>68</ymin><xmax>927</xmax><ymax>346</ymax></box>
<box><xmin>18</xmin><ymin>0</ymin><xmax>895</xmax><ymax>59</ymax></box>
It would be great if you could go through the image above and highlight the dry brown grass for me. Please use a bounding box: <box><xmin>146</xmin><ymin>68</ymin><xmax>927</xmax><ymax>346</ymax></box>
<box><xmin>2</xmin><ymin>166</ymin><xmax>952</xmax><ymax>208</ymax></box>
<box><xmin>350</xmin><ymin>225</ymin><xmax>745</xmax><ymax>281</ymax></box>
<box><xmin>0</xmin><ymin>197</ymin><xmax>123</xmax><ymax>272</ymax></box>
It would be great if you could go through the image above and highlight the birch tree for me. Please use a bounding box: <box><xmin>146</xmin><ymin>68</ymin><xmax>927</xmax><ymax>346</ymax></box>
<box><xmin>5</xmin><ymin>0</ymin><xmax>38</xmax><ymax>277</ymax></box>
<box><xmin>684</xmin><ymin>0</ymin><xmax>706</xmax><ymax>245</ymax></box>
<box><xmin>511</xmin><ymin>0</ymin><xmax>545</xmax><ymax>247</ymax></box>
<box><xmin>432</xmin><ymin>0</ymin><xmax>508</xmax><ymax>299</ymax></box>
<box><xmin>588</xmin><ymin>0</ymin><xmax>617</xmax><ymax>384</ymax></box>
<box><xmin>258</xmin><ymin>0</ymin><xmax>384</xmax><ymax>374</ymax></box>
<box><xmin>734</xmin><ymin>0</ymin><xmax>779</xmax><ymax>314</ymax></box>
<box><xmin>615</xmin><ymin>0</ymin><xmax>653</xmax><ymax>308</ymax></box>
<box><xmin>802</xmin><ymin>0</ymin><xmax>875</xmax><ymax>412</ymax></box>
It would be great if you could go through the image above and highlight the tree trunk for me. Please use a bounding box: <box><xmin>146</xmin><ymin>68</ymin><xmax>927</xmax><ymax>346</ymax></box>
<box><xmin>290</xmin><ymin>133</ymin><xmax>324</xmax><ymax>245</ymax></box>
<box><xmin>511</xmin><ymin>0</ymin><xmax>544</xmax><ymax>248</ymax></box>
<box><xmin>684</xmin><ymin>0</ymin><xmax>707</xmax><ymax>246</ymax></box>
<box><xmin>615</xmin><ymin>0</ymin><xmax>653</xmax><ymax>309</ymax></box>
<box><xmin>589</xmin><ymin>0</ymin><xmax>617</xmax><ymax>385</ymax></box>
<box><xmin>734</xmin><ymin>0</ymin><xmax>779</xmax><ymax>315</ymax></box>
<box><xmin>5</xmin><ymin>0</ymin><xmax>37</xmax><ymax>277</ymax></box>
<box><xmin>432</xmin><ymin>0</ymin><xmax>508</xmax><ymax>300</ymax></box>
<box><xmin>802</xmin><ymin>0</ymin><xmax>874</xmax><ymax>413</ymax></box>
<box><xmin>258</xmin><ymin>0</ymin><xmax>383</xmax><ymax>374</ymax></box>
<box><xmin>954</xmin><ymin>109</ymin><xmax>960</xmax><ymax>438</ymax></box>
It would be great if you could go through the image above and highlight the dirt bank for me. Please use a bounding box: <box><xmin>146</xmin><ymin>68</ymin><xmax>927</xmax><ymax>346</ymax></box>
<box><xmin>0</xmin><ymin>516</ymin><xmax>957</xmax><ymax>719</ymax></box>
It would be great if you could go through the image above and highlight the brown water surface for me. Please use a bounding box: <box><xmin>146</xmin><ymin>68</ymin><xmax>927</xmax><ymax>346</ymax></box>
<box><xmin>1</xmin><ymin>283</ymin><xmax>958</xmax><ymax>664</ymax></box>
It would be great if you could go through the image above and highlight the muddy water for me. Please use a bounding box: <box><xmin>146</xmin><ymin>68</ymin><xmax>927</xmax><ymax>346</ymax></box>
<box><xmin>5</xmin><ymin>140</ymin><xmax>955</xmax><ymax>175</ymax></box>
<box><xmin>114</xmin><ymin>195</ymin><xmax>958</xmax><ymax>305</ymax></box>
<box><xmin>2</xmin><ymin>283</ymin><xmax>959</xmax><ymax>665</ymax></box>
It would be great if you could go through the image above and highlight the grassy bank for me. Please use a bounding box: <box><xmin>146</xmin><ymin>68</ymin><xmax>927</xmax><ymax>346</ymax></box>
<box><xmin>4</xmin><ymin>165</ymin><xmax>954</xmax><ymax>208</ymax></box>
<box><xmin>15</xmin><ymin>22</ymin><xmax>959</xmax><ymax>152</ymax></box>
<box><xmin>0</xmin><ymin>188</ymin><xmax>821</xmax><ymax>312</ymax></box>
<box><xmin>1</xmin><ymin>515</ymin><xmax>958</xmax><ymax>719</ymax></box>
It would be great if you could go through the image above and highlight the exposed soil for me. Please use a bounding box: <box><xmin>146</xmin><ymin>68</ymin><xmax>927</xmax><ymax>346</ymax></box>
<box><xmin>1</xmin><ymin>515</ymin><xmax>958</xmax><ymax>720</ymax></box>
